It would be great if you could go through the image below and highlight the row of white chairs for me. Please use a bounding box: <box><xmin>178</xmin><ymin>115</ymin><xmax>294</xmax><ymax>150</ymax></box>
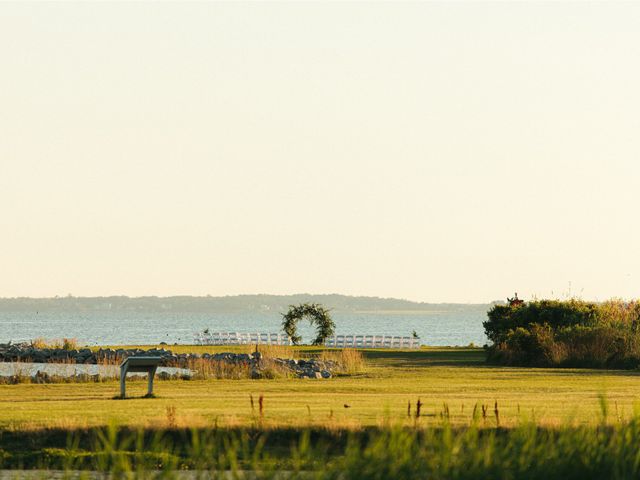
<box><xmin>194</xmin><ymin>332</ymin><xmax>293</xmax><ymax>346</ymax></box>
<box><xmin>193</xmin><ymin>332</ymin><xmax>421</xmax><ymax>349</ymax></box>
<box><xmin>324</xmin><ymin>335</ymin><xmax>421</xmax><ymax>349</ymax></box>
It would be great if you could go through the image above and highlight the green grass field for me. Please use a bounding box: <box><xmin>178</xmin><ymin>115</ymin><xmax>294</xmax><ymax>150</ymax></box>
<box><xmin>3</xmin><ymin>346</ymin><xmax>640</xmax><ymax>430</ymax></box>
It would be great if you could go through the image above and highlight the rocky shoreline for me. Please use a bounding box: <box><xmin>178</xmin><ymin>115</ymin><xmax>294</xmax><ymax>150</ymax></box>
<box><xmin>0</xmin><ymin>343</ymin><xmax>334</xmax><ymax>379</ymax></box>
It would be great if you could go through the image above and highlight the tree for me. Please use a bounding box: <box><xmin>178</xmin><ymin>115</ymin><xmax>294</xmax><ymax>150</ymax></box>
<box><xmin>282</xmin><ymin>303</ymin><xmax>335</xmax><ymax>346</ymax></box>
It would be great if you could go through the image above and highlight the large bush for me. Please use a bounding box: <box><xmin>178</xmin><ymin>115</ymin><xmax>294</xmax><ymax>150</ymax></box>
<box><xmin>485</xmin><ymin>299</ymin><xmax>640</xmax><ymax>368</ymax></box>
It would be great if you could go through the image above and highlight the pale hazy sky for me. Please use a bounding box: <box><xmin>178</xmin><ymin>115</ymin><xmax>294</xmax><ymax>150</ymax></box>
<box><xmin>1</xmin><ymin>2</ymin><xmax>639</xmax><ymax>303</ymax></box>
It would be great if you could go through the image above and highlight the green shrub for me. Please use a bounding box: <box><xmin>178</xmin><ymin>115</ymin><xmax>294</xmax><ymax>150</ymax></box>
<box><xmin>490</xmin><ymin>324</ymin><xmax>561</xmax><ymax>366</ymax></box>
<box><xmin>485</xmin><ymin>299</ymin><xmax>640</xmax><ymax>368</ymax></box>
<box><xmin>484</xmin><ymin>299</ymin><xmax>600</xmax><ymax>344</ymax></box>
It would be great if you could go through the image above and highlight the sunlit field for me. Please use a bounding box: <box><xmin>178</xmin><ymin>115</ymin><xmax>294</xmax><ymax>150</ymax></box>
<box><xmin>3</xmin><ymin>347</ymin><xmax>640</xmax><ymax>430</ymax></box>
<box><xmin>4</xmin><ymin>347</ymin><xmax>640</xmax><ymax>477</ymax></box>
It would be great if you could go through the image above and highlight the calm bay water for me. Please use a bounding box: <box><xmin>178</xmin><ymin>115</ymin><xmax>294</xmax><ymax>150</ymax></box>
<box><xmin>0</xmin><ymin>309</ymin><xmax>489</xmax><ymax>346</ymax></box>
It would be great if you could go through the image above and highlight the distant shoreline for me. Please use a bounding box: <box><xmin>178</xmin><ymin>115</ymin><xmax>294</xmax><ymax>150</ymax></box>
<box><xmin>354</xmin><ymin>309</ymin><xmax>471</xmax><ymax>315</ymax></box>
<box><xmin>0</xmin><ymin>294</ymin><xmax>494</xmax><ymax>314</ymax></box>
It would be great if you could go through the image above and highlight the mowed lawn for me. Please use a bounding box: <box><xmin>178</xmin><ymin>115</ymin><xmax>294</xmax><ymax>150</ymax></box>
<box><xmin>2</xmin><ymin>347</ymin><xmax>640</xmax><ymax>430</ymax></box>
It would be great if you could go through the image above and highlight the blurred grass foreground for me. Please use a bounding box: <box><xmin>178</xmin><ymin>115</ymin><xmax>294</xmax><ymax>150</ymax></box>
<box><xmin>3</xmin><ymin>410</ymin><xmax>640</xmax><ymax>479</ymax></box>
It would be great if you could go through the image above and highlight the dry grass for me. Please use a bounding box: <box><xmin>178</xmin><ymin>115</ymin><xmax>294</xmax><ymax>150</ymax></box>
<box><xmin>29</xmin><ymin>337</ymin><xmax>49</xmax><ymax>349</ymax></box>
<box><xmin>246</xmin><ymin>344</ymin><xmax>300</xmax><ymax>359</ymax></box>
<box><xmin>244</xmin><ymin>344</ymin><xmax>368</xmax><ymax>375</ymax></box>
<box><xmin>30</xmin><ymin>337</ymin><xmax>79</xmax><ymax>350</ymax></box>
<box><xmin>96</xmin><ymin>355</ymin><xmax>121</xmax><ymax>368</ymax></box>
<box><xmin>319</xmin><ymin>349</ymin><xmax>367</xmax><ymax>375</ymax></box>
<box><xmin>257</xmin><ymin>358</ymin><xmax>293</xmax><ymax>379</ymax></box>
<box><xmin>186</xmin><ymin>356</ymin><xmax>293</xmax><ymax>380</ymax></box>
<box><xmin>185</xmin><ymin>358</ymin><xmax>252</xmax><ymax>380</ymax></box>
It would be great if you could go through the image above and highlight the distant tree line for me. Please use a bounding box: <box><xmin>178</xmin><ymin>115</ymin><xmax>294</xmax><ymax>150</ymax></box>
<box><xmin>0</xmin><ymin>294</ymin><xmax>491</xmax><ymax>313</ymax></box>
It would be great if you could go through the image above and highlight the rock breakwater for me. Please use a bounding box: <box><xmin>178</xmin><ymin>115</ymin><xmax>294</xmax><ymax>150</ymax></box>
<box><xmin>0</xmin><ymin>343</ymin><xmax>335</xmax><ymax>379</ymax></box>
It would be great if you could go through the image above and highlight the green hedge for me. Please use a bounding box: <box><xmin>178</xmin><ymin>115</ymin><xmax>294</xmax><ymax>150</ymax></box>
<box><xmin>484</xmin><ymin>299</ymin><xmax>640</xmax><ymax>368</ymax></box>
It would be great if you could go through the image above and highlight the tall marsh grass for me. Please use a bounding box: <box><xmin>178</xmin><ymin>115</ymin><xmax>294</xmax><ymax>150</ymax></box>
<box><xmin>185</xmin><ymin>357</ymin><xmax>252</xmax><ymax>380</ymax></box>
<box><xmin>30</xmin><ymin>337</ymin><xmax>79</xmax><ymax>350</ymax></box>
<box><xmin>319</xmin><ymin>349</ymin><xmax>367</xmax><ymax>375</ymax></box>
<box><xmin>184</xmin><ymin>356</ymin><xmax>292</xmax><ymax>380</ymax></box>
